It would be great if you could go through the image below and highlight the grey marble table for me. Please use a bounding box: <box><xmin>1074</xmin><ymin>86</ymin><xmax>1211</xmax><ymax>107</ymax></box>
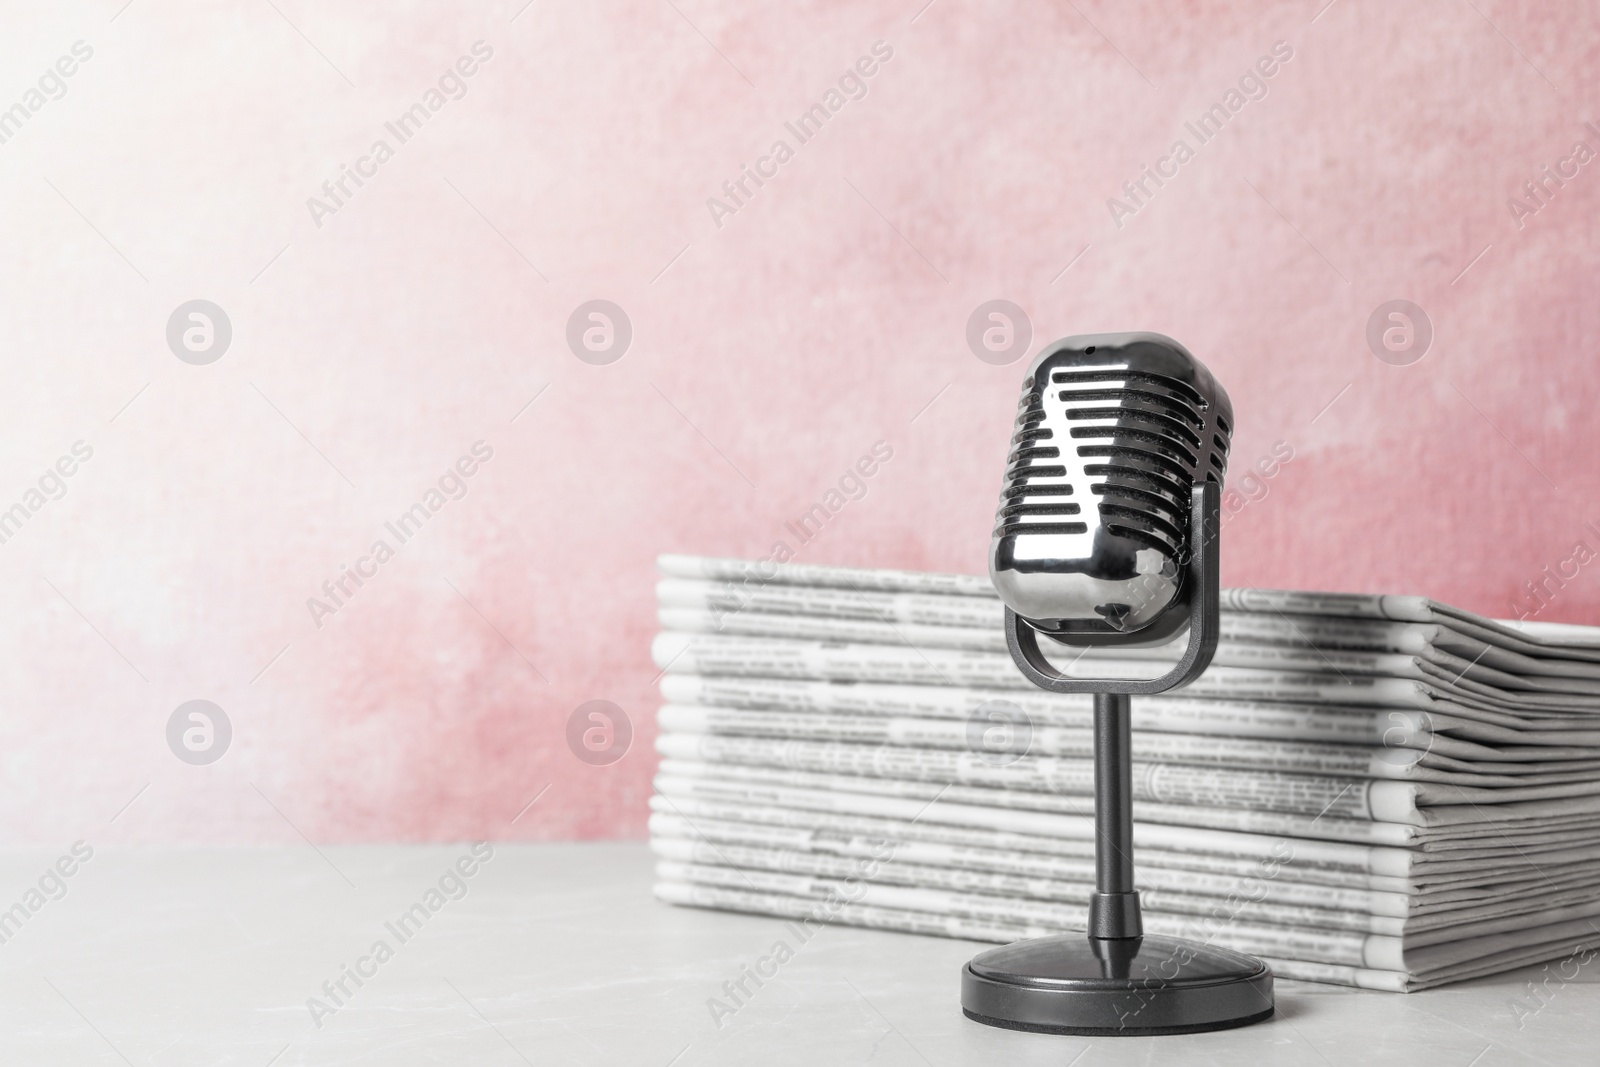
<box><xmin>0</xmin><ymin>842</ymin><xmax>1591</xmax><ymax>1065</ymax></box>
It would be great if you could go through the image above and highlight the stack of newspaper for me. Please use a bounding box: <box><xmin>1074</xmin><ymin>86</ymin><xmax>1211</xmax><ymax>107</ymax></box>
<box><xmin>648</xmin><ymin>554</ymin><xmax>1600</xmax><ymax>991</ymax></box>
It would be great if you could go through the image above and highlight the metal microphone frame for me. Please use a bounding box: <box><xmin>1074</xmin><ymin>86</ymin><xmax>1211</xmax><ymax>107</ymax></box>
<box><xmin>962</xmin><ymin>482</ymin><xmax>1275</xmax><ymax>1035</ymax></box>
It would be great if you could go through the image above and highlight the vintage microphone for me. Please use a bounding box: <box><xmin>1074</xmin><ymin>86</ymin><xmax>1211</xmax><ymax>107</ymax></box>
<box><xmin>960</xmin><ymin>332</ymin><xmax>1275</xmax><ymax>1035</ymax></box>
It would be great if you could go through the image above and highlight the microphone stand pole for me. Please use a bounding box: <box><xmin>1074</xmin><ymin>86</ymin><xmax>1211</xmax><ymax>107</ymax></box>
<box><xmin>1092</xmin><ymin>691</ymin><xmax>1139</xmax><ymax>944</ymax></box>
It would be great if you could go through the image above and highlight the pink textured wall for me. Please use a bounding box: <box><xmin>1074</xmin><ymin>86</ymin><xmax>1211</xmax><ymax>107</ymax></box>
<box><xmin>2</xmin><ymin>1</ymin><xmax>1597</xmax><ymax>844</ymax></box>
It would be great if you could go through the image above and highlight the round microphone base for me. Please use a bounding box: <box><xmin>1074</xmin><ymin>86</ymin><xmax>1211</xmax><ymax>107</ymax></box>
<box><xmin>961</xmin><ymin>933</ymin><xmax>1273</xmax><ymax>1036</ymax></box>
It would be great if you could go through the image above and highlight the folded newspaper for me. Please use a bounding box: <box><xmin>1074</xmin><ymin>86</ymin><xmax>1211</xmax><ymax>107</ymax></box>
<box><xmin>649</xmin><ymin>554</ymin><xmax>1600</xmax><ymax>992</ymax></box>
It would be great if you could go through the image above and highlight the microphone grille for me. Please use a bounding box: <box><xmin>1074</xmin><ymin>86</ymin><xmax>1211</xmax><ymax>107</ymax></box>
<box><xmin>998</xmin><ymin>338</ymin><xmax>1230</xmax><ymax>559</ymax></box>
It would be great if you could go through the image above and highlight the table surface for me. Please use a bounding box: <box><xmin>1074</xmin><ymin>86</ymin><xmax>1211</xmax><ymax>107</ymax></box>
<box><xmin>0</xmin><ymin>842</ymin><xmax>1593</xmax><ymax>1065</ymax></box>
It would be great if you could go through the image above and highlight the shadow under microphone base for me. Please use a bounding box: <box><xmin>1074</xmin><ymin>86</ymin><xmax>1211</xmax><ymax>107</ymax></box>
<box><xmin>961</xmin><ymin>484</ymin><xmax>1276</xmax><ymax>1036</ymax></box>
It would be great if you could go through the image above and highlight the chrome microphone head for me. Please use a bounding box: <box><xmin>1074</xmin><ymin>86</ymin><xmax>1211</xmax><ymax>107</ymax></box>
<box><xmin>989</xmin><ymin>332</ymin><xmax>1232</xmax><ymax>645</ymax></box>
